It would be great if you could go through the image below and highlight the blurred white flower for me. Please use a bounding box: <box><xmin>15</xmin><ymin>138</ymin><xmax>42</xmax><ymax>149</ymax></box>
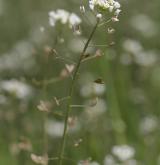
<box><xmin>80</xmin><ymin>85</ymin><xmax>90</xmax><ymax>98</ymax></box>
<box><xmin>30</xmin><ymin>26</ymin><xmax>48</xmax><ymax>45</ymax></box>
<box><xmin>113</xmin><ymin>1</ymin><xmax>121</xmax><ymax>9</ymax></box>
<box><xmin>104</xmin><ymin>155</ymin><xmax>116</xmax><ymax>165</ymax></box>
<box><xmin>114</xmin><ymin>9</ymin><xmax>121</xmax><ymax>16</ymax></box>
<box><xmin>140</xmin><ymin>116</ymin><xmax>158</xmax><ymax>134</ymax></box>
<box><xmin>45</xmin><ymin>120</ymin><xmax>64</xmax><ymax>138</ymax></box>
<box><xmin>122</xmin><ymin>39</ymin><xmax>158</xmax><ymax>67</ymax></box>
<box><xmin>0</xmin><ymin>41</ymin><xmax>35</xmax><ymax>72</ymax></box>
<box><xmin>46</xmin><ymin>119</ymin><xmax>80</xmax><ymax>138</ymax></box>
<box><xmin>69</xmin><ymin>13</ymin><xmax>82</xmax><ymax>27</ymax></box>
<box><xmin>49</xmin><ymin>9</ymin><xmax>81</xmax><ymax>28</ymax></box>
<box><xmin>80</xmin><ymin>82</ymin><xmax>106</xmax><ymax>98</ymax></box>
<box><xmin>93</xmin><ymin>83</ymin><xmax>106</xmax><ymax>95</ymax></box>
<box><xmin>134</xmin><ymin>50</ymin><xmax>157</xmax><ymax>67</ymax></box>
<box><xmin>68</xmin><ymin>37</ymin><xmax>93</xmax><ymax>53</ymax></box>
<box><xmin>80</xmin><ymin>5</ymin><xmax>85</xmax><ymax>13</ymax></box>
<box><xmin>96</xmin><ymin>13</ymin><xmax>102</xmax><ymax>19</ymax></box>
<box><xmin>89</xmin><ymin>0</ymin><xmax>121</xmax><ymax>11</ymax></box>
<box><xmin>49</xmin><ymin>9</ymin><xmax>69</xmax><ymax>26</ymax></box>
<box><xmin>131</xmin><ymin>14</ymin><xmax>158</xmax><ymax>37</ymax></box>
<box><xmin>85</xmin><ymin>99</ymin><xmax>107</xmax><ymax>119</ymax></box>
<box><xmin>0</xmin><ymin>79</ymin><xmax>33</xmax><ymax>100</ymax></box>
<box><xmin>112</xmin><ymin>145</ymin><xmax>135</xmax><ymax>161</ymax></box>
<box><xmin>122</xmin><ymin>39</ymin><xmax>143</xmax><ymax>55</ymax></box>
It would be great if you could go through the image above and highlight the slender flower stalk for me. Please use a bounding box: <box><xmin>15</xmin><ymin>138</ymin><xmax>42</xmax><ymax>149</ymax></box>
<box><xmin>58</xmin><ymin>19</ymin><xmax>100</xmax><ymax>165</ymax></box>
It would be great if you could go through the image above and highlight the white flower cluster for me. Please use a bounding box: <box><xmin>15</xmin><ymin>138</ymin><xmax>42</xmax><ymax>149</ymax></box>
<box><xmin>89</xmin><ymin>0</ymin><xmax>121</xmax><ymax>19</ymax></box>
<box><xmin>45</xmin><ymin>119</ymin><xmax>80</xmax><ymax>138</ymax></box>
<box><xmin>49</xmin><ymin>9</ymin><xmax>82</xmax><ymax>28</ymax></box>
<box><xmin>122</xmin><ymin>39</ymin><xmax>157</xmax><ymax>67</ymax></box>
<box><xmin>0</xmin><ymin>79</ymin><xmax>33</xmax><ymax>100</ymax></box>
<box><xmin>112</xmin><ymin>145</ymin><xmax>135</xmax><ymax>161</ymax></box>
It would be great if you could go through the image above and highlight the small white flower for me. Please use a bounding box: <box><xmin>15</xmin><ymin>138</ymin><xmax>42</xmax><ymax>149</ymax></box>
<box><xmin>49</xmin><ymin>9</ymin><xmax>69</xmax><ymax>26</ymax></box>
<box><xmin>80</xmin><ymin>5</ymin><xmax>85</xmax><ymax>13</ymax></box>
<box><xmin>114</xmin><ymin>9</ymin><xmax>121</xmax><ymax>16</ymax></box>
<box><xmin>69</xmin><ymin>13</ymin><xmax>82</xmax><ymax>27</ymax></box>
<box><xmin>49</xmin><ymin>9</ymin><xmax>82</xmax><ymax>29</ymax></box>
<box><xmin>49</xmin><ymin>11</ymin><xmax>56</xmax><ymax>26</ymax></box>
<box><xmin>113</xmin><ymin>1</ymin><xmax>121</xmax><ymax>9</ymax></box>
<box><xmin>111</xmin><ymin>16</ymin><xmax>119</xmax><ymax>22</ymax></box>
<box><xmin>57</xmin><ymin>9</ymin><xmax>69</xmax><ymax>24</ymax></box>
<box><xmin>109</xmin><ymin>6</ymin><xmax>114</xmax><ymax>12</ymax></box>
<box><xmin>89</xmin><ymin>0</ymin><xmax>95</xmax><ymax>10</ymax></box>
<box><xmin>107</xmin><ymin>27</ymin><xmax>115</xmax><ymax>34</ymax></box>
<box><xmin>96</xmin><ymin>13</ymin><xmax>102</xmax><ymax>19</ymax></box>
<box><xmin>89</xmin><ymin>0</ymin><xmax>121</xmax><ymax>20</ymax></box>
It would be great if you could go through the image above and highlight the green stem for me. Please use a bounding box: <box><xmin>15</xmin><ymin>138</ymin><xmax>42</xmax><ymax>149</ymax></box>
<box><xmin>102</xmin><ymin>57</ymin><xmax>127</xmax><ymax>144</ymax></box>
<box><xmin>58</xmin><ymin>20</ymin><xmax>99</xmax><ymax>165</ymax></box>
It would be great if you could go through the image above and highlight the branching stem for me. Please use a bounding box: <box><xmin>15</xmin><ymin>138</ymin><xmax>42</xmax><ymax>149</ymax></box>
<box><xmin>58</xmin><ymin>20</ymin><xmax>99</xmax><ymax>165</ymax></box>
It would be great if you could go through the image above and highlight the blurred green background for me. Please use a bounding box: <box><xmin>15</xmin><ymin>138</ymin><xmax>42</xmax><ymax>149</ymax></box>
<box><xmin>0</xmin><ymin>0</ymin><xmax>160</xmax><ymax>164</ymax></box>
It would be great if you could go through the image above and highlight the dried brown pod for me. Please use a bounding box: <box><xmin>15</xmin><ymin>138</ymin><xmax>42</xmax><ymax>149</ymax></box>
<box><xmin>95</xmin><ymin>49</ymin><xmax>102</xmax><ymax>57</ymax></box>
<box><xmin>53</xmin><ymin>97</ymin><xmax>60</xmax><ymax>106</ymax></box>
<box><xmin>31</xmin><ymin>153</ymin><xmax>48</xmax><ymax>165</ymax></box>
<box><xmin>51</xmin><ymin>49</ymin><xmax>58</xmax><ymax>55</ymax></box>
<box><xmin>74</xmin><ymin>138</ymin><xmax>83</xmax><ymax>147</ymax></box>
<box><xmin>44</xmin><ymin>45</ymin><xmax>52</xmax><ymax>54</ymax></box>
<box><xmin>60</xmin><ymin>64</ymin><xmax>75</xmax><ymax>78</ymax></box>
<box><xmin>65</xmin><ymin>64</ymin><xmax>75</xmax><ymax>73</ymax></box>
<box><xmin>44</xmin><ymin>46</ymin><xmax>58</xmax><ymax>56</ymax></box>
<box><xmin>68</xmin><ymin>116</ymin><xmax>77</xmax><ymax>127</ymax></box>
<box><xmin>72</xmin><ymin>24</ymin><xmax>81</xmax><ymax>35</ymax></box>
<box><xmin>94</xmin><ymin>78</ymin><xmax>105</xmax><ymax>84</ymax></box>
<box><xmin>82</xmin><ymin>53</ymin><xmax>91</xmax><ymax>59</ymax></box>
<box><xmin>37</xmin><ymin>100</ymin><xmax>52</xmax><ymax>113</ymax></box>
<box><xmin>18</xmin><ymin>138</ymin><xmax>32</xmax><ymax>151</ymax></box>
<box><xmin>109</xmin><ymin>41</ymin><xmax>115</xmax><ymax>46</ymax></box>
<box><xmin>107</xmin><ymin>27</ymin><xmax>115</xmax><ymax>34</ymax></box>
